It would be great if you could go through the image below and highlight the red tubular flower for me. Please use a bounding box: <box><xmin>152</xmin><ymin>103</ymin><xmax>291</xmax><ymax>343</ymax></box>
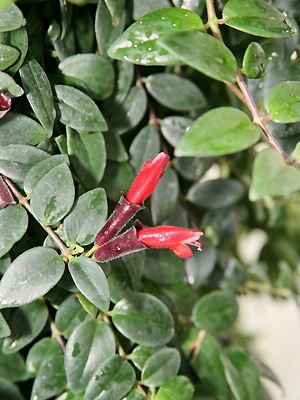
<box><xmin>126</xmin><ymin>152</ymin><xmax>170</xmax><ymax>205</ymax></box>
<box><xmin>137</xmin><ymin>226</ymin><xmax>203</xmax><ymax>259</ymax></box>
<box><xmin>95</xmin><ymin>152</ymin><xmax>169</xmax><ymax>246</ymax></box>
<box><xmin>0</xmin><ymin>177</ymin><xmax>15</xmax><ymax>209</ymax></box>
<box><xmin>0</xmin><ymin>91</ymin><xmax>11</xmax><ymax>119</ymax></box>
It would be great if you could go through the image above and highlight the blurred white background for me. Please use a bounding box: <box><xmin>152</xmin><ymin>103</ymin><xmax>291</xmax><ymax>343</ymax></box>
<box><xmin>239</xmin><ymin>295</ymin><xmax>300</xmax><ymax>400</ymax></box>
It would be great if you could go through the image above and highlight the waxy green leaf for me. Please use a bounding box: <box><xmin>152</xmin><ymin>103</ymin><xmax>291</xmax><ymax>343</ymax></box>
<box><xmin>266</xmin><ymin>81</ymin><xmax>300</xmax><ymax>123</ymax></box>
<box><xmin>64</xmin><ymin>188</ymin><xmax>107</xmax><ymax>246</ymax></box>
<box><xmin>223</xmin><ymin>0</ymin><xmax>296</xmax><ymax>38</ymax></box>
<box><xmin>20</xmin><ymin>59</ymin><xmax>56</xmax><ymax>137</ymax></box>
<box><xmin>111</xmin><ymin>292</ymin><xmax>175</xmax><ymax>346</ymax></box>
<box><xmin>175</xmin><ymin>107</ymin><xmax>261</xmax><ymax>157</ymax></box>
<box><xmin>0</xmin><ymin>247</ymin><xmax>65</xmax><ymax>308</ymax></box>
<box><xmin>242</xmin><ymin>42</ymin><xmax>265</xmax><ymax>79</ymax></box>
<box><xmin>108</xmin><ymin>8</ymin><xmax>204</xmax><ymax>65</ymax></box>
<box><xmin>68</xmin><ymin>256</ymin><xmax>110</xmax><ymax>312</ymax></box>
<box><xmin>65</xmin><ymin>319</ymin><xmax>116</xmax><ymax>394</ymax></box>
<box><xmin>55</xmin><ymin>296</ymin><xmax>89</xmax><ymax>339</ymax></box>
<box><xmin>129</xmin><ymin>125</ymin><xmax>160</xmax><ymax>172</ymax></box>
<box><xmin>0</xmin><ymin>26</ymin><xmax>28</xmax><ymax>75</ymax></box>
<box><xmin>30</xmin><ymin>163</ymin><xmax>75</xmax><ymax>226</ymax></box>
<box><xmin>26</xmin><ymin>338</ymin><xmax>62</xmax><ymax>376</ymax></box>
<box><xmin>0</xmin><ymin>72</ymin><xmax>23</xmax><ymax>97</ymax></box>
<box><xmin>0</xmin><ymin>44</ymin><xmax>19</xmax><ymax>70</ymax></box>
<box><xmin>0</xmin><ymin>205</ymin><xmax>28</xmax><ymax>258</ymax></box>
<box><xmin>0</xmin><ymin>1</ymin><xmax>24</xmax><ymax>32</ymax></box>
<box><xmin>159</xmin><ymin>31</ymin><xmax>237</xmax><ymax>82</ymax></box>
<box><xmin>155</xmin><ymin>376</ymin><xmax>195</xmax><ymax>400</ymax></box>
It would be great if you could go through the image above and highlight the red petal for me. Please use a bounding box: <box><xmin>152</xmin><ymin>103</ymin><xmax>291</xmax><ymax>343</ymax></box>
<box><xmin>137</xmin><ymin>226</ymin><xmax>202</xmax><ymax>248</ymax></box>
<box><xmin>171</xmin><ymin>243</ymin><xmax>193</xmax><ymax>258</ymax></box>
<box><xmin>126</xmin><ymin>152</ymin><xmax>169</xmax><ymax>204</ymax></box>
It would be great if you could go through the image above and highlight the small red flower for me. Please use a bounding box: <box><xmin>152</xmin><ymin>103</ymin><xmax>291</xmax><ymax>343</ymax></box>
<box><xmin>126</xmin><ymin>152</ymin><xmax>170</xmax><ymax>205</ymax></box>
<box><xmin>0</xmin><ymin>91</ymin><xmax>11</xmax><ymax>119</ymax></box>
<box><xmin>137</xmin><ymin>226</ymin><xmax>203</xmax><ymax>259</ymax></box>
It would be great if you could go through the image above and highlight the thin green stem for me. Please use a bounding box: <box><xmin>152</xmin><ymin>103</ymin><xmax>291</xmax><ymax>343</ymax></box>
<box><xmin>3</xmin><ymin>176</ymin><xmax>71</xmax><ymax>258</ymax></box>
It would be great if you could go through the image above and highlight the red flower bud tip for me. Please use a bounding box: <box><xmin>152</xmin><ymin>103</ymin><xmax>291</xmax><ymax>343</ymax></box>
<box><xmin>126</xmin><ymin>152</ymin><xmax>170</xmax><ymax>205</ymax></box>
<box><xmin>137</xmin><ymin>226</ymin><xmax>203</xmax><ymax>259</ymax></box>
<box><xmin>0</xmin><ymin>91</ymin><xmax>11</xmax><ymax>119</ymax></box>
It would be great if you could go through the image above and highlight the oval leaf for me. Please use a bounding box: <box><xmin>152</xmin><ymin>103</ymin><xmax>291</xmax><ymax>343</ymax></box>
<box><xmin>155</xmin><ymin>376</ymin><xmax>195</xmax><ymax>400</ymax></box>
<box><xmin>0</xmin><ymin>205</ymin><xmax>28</xmax><ymax>258</ymax></box>
<box><xmin>111</xmin><ymin>292</ymin><xmax>175</xmax><ymax>346</ymax></box>
<box><xmin>266</xmin><ymin>81</ymin><xmax>300</xmax><ymax>123</ymax></box>
<box><xmin>64</xmin><ymin>319</ymin><xmax>116</xmax><ymax>394</ymax></box>
<box><xmin>108</xmin><ymin>8</ymin><xmax>204</xmax><ymax>65</ymax></box>
<box><xmin>0</xmin><ymin>1</ymin><xmax>24</xmax><ymax>33</ymax></box>
<box><xmin>19</xmin><ymin>59</ymin><xmax>56</xmax><ymax>137</ymax></box>
<box><xmin>59</xmin><ymin>54</ymin><xmax>114</xmax><ymax>100</ymax></box>
<box><xmin>68</xmin><ymin>256</ymin><xmax>110</xmax><ymax>312</ymax></box>
<box><xmin>145</xmin><ymin>73</ymin><xmax>206</xmax><ymax>111</ymax></box>
<box><xmin>242</xmin><ymin>42</ymin><xmax>265</xmax><ymax>79</ymax></box>
<box><xmin>0</xmin><ymin>44</ymin><xmax>19</xmax><ymax>70</ymax></box>
<box><xmin>0</xmin><ymin>247</ymin><xmax>65</xmax><ymax>308</ymax></box>
<box><xmin>64</xmin><ymin>188</ymin><xmax>107</xmax><ymax>246</ymax></box>
<box><xmin>141</xmin><ymin>347</ymin><xmax>181</xmax><ymax>387</ymax></box>
<box><xmin>129</xmin><ymin>125</ymin><xmax>160</xmax><ymax>172</ymax></box>
<box><xmin>30</xmin><ymin>163</ymin><xmax>75</xmax><ymax>226</ymax></box>
<box><xmin>223</xmin><ymin>0</ymin><xmax>296</xmax><ymax>38</ymax></box>
<box><xmin>55</xmin><ymin>85</ymin><xmax>108</xmax><ymax>132</ymax></box>
<box><xmin>192</xmin><ymin>290</ymin><xmax>239</xmax><ymax>333</ymax></box>
<box><xmin>84</xmin><ymin>355</ymin><xmax>135</xmax><ymax>400</ymax></box>
<box><xmin>2</xmin><ymin>300</ymin><xmax>48</xmax><ymax>354</ymax></box>
<box><xmin>158</xmin><ymin>31</ymin><xmax>237</xmax><ymax>83</ymax></box>
<box><xmin>175</xmin><ymin>107</ymin><xmax>261</xmax><ymax>157</ymax></box>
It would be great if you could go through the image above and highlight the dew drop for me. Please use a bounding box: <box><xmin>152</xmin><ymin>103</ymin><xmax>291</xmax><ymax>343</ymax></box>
<box><xmin>161</xmin><ymin>16</ymin><xmax>166</xmax><ymax>20</ymax></box>
<box><xmin>117</xmin><ymin>246</ymin><xmax>121</xmax><ymax>251</ymax></box>
<box><xmin>133</xmin><ymin>44</ymin><xmax>137</xmax><ymax>48</ymax></box>
<box><xmin>139</xmin><ymin>21</ymin><xmax>143</xmax><ymax>25</ymax></box>
<box><xmin>11</xmin><ymin>341</ymin><xmax>17</xmax><ymax>348</ymax></box>
<box><xmin>147</xmin><ymin>47</ymin><xmax>152</xmax><ymax>51</ymax></box>
<box><xmin>172</xmin><ymin>23</ymin><xmax>177</xmax><ymax>27</ymax></box>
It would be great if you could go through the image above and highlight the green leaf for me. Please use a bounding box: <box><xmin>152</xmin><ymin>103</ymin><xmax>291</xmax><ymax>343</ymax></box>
<box><xmin>31</xmin><ymin>354</ymin><xmax>66</xmax><ymax>400</ymax></box>
<box><xmin>129</xmin><ymin>125</ymin><xmax>160</xmax><ymax>172</ymax></box>
<box><xmin>55</xmin><ymin>85</ymin><xmax>108</xmax><ymax>132</ymax></box>
<box><xmin>84</xmin><ymin>355</ymin><xmax>136</xmax><ymax>400</ymax></box>
<box><xmin>114</xmin><ymin>61</ymin><xmax>134</xmax><ymax>105</ymax></box>
<box><xmin>158</xmin><ymin>31</ymin><xmax>237</xmax><ymax>82</ymax></box>
<box><xmin>101</xmin><ymin>161</ymin><xmax>134</xmax><ymax>201</ymax></box>
<box><xmin>126</xmin><ymin>389</ymin><xmax>147</xmax><ymax>400</ymax></box>
<box><xmin>160</xmin><ymin>116</ymin><xmax>193</xmax><ymax>147</ymax></box>
<box><xmin>141</xmin><ymin>347</ymin><xmax>180</xmax><ymax>387</ymax></box>
<box><xmin>64</xmin><ymin>188</ymin><xmax>107</xmax><ymax>246</ymax></box>
<box><xmin>0</xmin><ymin>113</ymin><xmax>45</xmax><ymax>146</ymax></box>
<box><xmin>187</xmin><ymin>179</ymin><xmax>245</xmax><ymax>209</ymax></box>
<box><xmin>155</xmin><ymin>376</ymin><xmax>195</xmax><ymax>400</ymax></box>
<box><xmin>19</xmin><ymin>59</ymin><xmax>56</xmax><ymax>137</ymax></box>
<box><xmin>0</xmin><ymin>247</ymin><xmax>65</xmax><ymax>308</ymax></box>
<box><xmin>2</xmin><ymin>300</ymin><xmax>48</xmax><ymax>354</ymax></box>
<box><xmin>144</xmin><ymin>249</ymin><xmax>185</xmax><ymax>284</ymax></box>
<box><xmin>0</xmin><ymin>350</ymin><xmax>27</xmax><ymax>381</ymax></box>
<box><xmin>242</xmin><ymin>42</ymin><xmax>265</xmax><ymax>79</ymax></box>
<box><xmin>104</xmin><ymin>0</ymin><xmax>125</xmax><ymax>25</ymax></box>
<box><xmin>250</xmin><ymin>148</ymin><xmax>300</xmax><ymax>200</ymax></box>
<box><xmin>67</xmin><ymin>128</ymin><xmax>106</xmax><ymax>189</ymax></box>
<box><xmin>145</xmin><ymin>73</ymin><xmax>206</xmax><ymax>111</ymax></box>
<box><xmin>129</xmin><ymin>345</ymin><xmax>162</xmax><ymax>370</ymax></box>
<box><xmin>266</xmin><ymin>81</ymin><xmax>300</xmax><ymax>123</ymax></box>
<box><xmin>59</xmin><ymin>54</ymin><xmax>114</xmax><ymax>100</ymax></box>
<box><xmin>68</xmin><ymin>256</ymin><xmax>110</xmax><ymax>312</ymax></box>
<box><xmin>228</xmin><ymin>350</ymin><xmax>262</xmax><ymax>400</ymax></box>
<box><xmin>192</xmin><ymin>291</ymin><xmax>239</xmax><ymax>333</ymax></box>
<box><xmin>95</xmin><ymin>0</ymin><xmax>125</xmax><ymax>57</ymax></box>
<box><xmin>0</xmin><ymin>144</ymin><xmax>50</xmax><ymax>182</ymax></box>
<box><xmin>105</xmin><ymin>130</ymin><xmax>128</xmax><ymax>162</ymax></box>
<box><xmin>0</xmin><ymin>311</ymin><xmax>10</xmax><ymax>338</ymax></box>
<box><xmin>24</xmin><ymin>154</ymin><xmax>69</xmax><ymax>195</ymax></box>
<box><xmin>185</xmin><ymin>245</ymin><xmax>217</xmax><ymax>288</ymax></box>
<box><xmin>0</xmin><ymin>378</ymin><xmax>24</xmax><ymax>400</ymax></box>
<box><xmin>26</xmin><ymin>338</ymin><xmax>62</xmax><ymax>376</ymax></box>
<box><xmin>109</xmin><ymin>85</ymin><xmax>147</xmax><ymax>135</ymax></box>
<box><xmin>132</xmin><ymin>0</ymin><xmax>171</xmax><ymax>20</ymax></box>
<box><xmin>55</xmin><ymin>296</ymin><xmax>89</xmax><ymax>339</ymax></box>
<box><xmin>64</xmin><ymin>319</ymin><xmax>116</xmax><ymax>394</ymax></box>
<box><xmin>192</xmin><ymin>334</ymin><xmax>229</xmax><ymax>400</ymax></box>
<box><xmin>30</xmin><ymin>163</ymin><xmax>74</xmax><ymax>226</ymax></box>
<box><xmin>0</xmin><ymin>26</ymin><xmax>28</xmax><ymax>75</ymax></box>
<box><xmin>108</xmin><ymin>8</ymin><xmax>204</xmax><ymax>66</ymax></box>
<box><xmin>0</xmin><ymin>205</ymin><xmax>28</xmax><ymax>258</ymax></box>
<box><xmin>221</xmin><ymin>356</ymin><xmax>248</xmax><ymax>400</ymax></box>
<box><xmin>175</xmin><ymin>107</ymin><xmax>261</xmax><ymax>157</ymax></box>
<box><xmin>0</xmin><ymin>1</ymin><xmax>24</xmax><ymax>32</ymax></box>
<box><xmin>0</xmin><ymin>44</ymin><xmax>19</xmax><ymax>70</ymax></box>
<box><xmin>151</xmin><ymin>167</ymin><xmax>179</xmax><ymax>224</ymax></box>
<box><xmin>0</xmin><ymin>72</ymin><xmax>23</xmax><ymax>97</ymax></box>
<box><xmin>111</xmin><ymin>292</ymin><xmax>175</xmax><ymax>346</ymax></box>
<box><xmin>223</xmin><ymin>0</ymin><xmax>296</xmax><ymax>38</ymax></box>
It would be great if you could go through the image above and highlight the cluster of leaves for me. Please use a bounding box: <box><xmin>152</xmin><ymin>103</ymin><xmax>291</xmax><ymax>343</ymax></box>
<box><xmin>0</xmin><ymin>0</ymin><xmax>299</xmax><ymax>399</ymax></box>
